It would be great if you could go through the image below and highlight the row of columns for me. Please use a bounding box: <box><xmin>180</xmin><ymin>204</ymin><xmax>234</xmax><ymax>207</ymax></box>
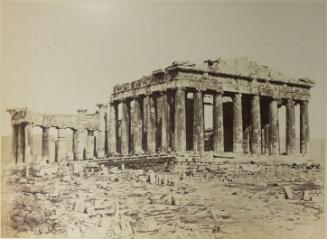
<box><xmin>108</xmin><ymin>88</ymin><xmax>310</xmax><ymax>157</ymax></box>
<box><xmin>12</xmin><ymin>124</ymin><xmax>107</xmax><ymax>164</ymax></box>
<box><xmin>11</xmin><ymin>89</ymin><xmax>310</xmax><ymax>163</ymax></box>
<box><xmin>108</xmin><ymin>88</ymin><xmax>227</xmax><ymax>156</ymax></box>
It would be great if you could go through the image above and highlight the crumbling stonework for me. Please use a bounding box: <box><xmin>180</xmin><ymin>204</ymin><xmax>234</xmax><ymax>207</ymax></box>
<box><xmin>7</xmin><ymin>57</ymin><xmax>314</xmax><ymax>164</ymax></box>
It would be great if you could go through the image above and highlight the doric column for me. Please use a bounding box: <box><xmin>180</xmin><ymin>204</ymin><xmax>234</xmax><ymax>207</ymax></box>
<box><xmin>57</xmin><ymin>128</ymin><xmax>67</xmax><ymax>161</ymax></box>
<box><xmin>233</xmin><ymin>93</ymin><xmax>243</xmax><ymax>153</ymax></box>
<box><xmin>300</xmin><ymin>100</ymin><xmax>310</xmax><ymax>155</ymax></box>
<box><xmin>147</xmin><ymin>94</ymin><xmax>156</xmax><ymax>153</ymax></box>
<box><xmin>269</xmin><ymin>99</ymin><xmax>279</xmax><ymax>155</ymax></box>
<box><xmin>174</xmin><ymin>87</ymin><xmax>186</xmax><ymax>154</ymax></box>
<box><xmin>41</xmin><ymin>127</ymin><xmax>50</xmax><ymax>160</ymax></box>
<box><xmin>74</xmin><ymin>109</ymin><xmax>88</xmax><ymax>160</ymax></box>
<box><xmin>73</xmin><ymin>129</ymin><xmax>87</xmax><ymax>160</ymax></box>
<box><xmin>48</xmin><ymin>128</ymin><xmax>56</xmax><ymax>163</ymax></box>
<box><xmin>108</xmin><ymin>102</ymin><xmax>118</xmax><ymax>156</ymax></box>
<box><xmin>121</xmin><ymin>100</ymin><xmax>130</xmax><ymax>155</ymax></box>
<box><xmin>251</xmin><ymin>95</ymin><xmax>261</xmax><ymax>155</ymax></box>
<box><xmin>132</xmin><ymin>97</ymin><xmax>143</xmax><ymax>154</ymax></box>
<box><xmin>24</xmin><ymin>123</ymin><xmax>33</xmax><ymax>163</ymax></box>
<box><xmin>96</xmin><ymin>104</ymin><xmax>106</xmax><ymax>158</ymax></box>
<box><xmin>286</xmin><ymin>98</ymin><xmax>296</xmax><ymax>155</ymax></box>
<box><xmin>17</xmin><ymin>124</ymin><xmax>24</xmax><ymax>163</ymax></box>
<box><xmin>86</xmin><ymin>130</ymin><xmax>95</xmax><ymax>159</ymax></box>
<box><xmin>213</xmin><ymin>92</ymin><xmax>224</xmax><ymax>153</ymax></box>
<box><xmin>193</xmin><ymin>90</ymin><xmax>204</xmax><ymax>154</ymax></box>
<box><xmin>142</xmin><ymin>96</ymin><xmax>148</xmax><ymax>151</ymax></box>
<box><xmin>160</xmin><ymin>91</ymin><xmax>170</xmax><ymax>152</ymax></box>
<box><xmin>11</xmin><ymin>125</ymin><xmax>18</xmax><ymax>163</ymax></box>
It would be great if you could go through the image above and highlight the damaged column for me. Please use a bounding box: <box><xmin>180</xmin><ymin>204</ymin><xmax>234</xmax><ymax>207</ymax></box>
<box><xmin>74</xmin><ymin>109</ymin><xmax>88</xmax><ymax>160</ymax></box>
<box><xmin>160</xmin><ymin>91</ymin><xmax>170</xmax><ymax>152</ymax></box>
<box><xmin>11</xmin><ymin>124</ymin><xmax>18</xmax><ymax>163</ymax></box>
<box><xmin>147</xmin><ymin>94</ymin><xmax>156</xmax><ymax>153</ymax></box>
<box><xmin>57</xmin><ymin>128</ymin><xmax>66</xmax><ymax>161</ymax></box>
<box><xmin>174</xmin><ymin>87</ymin><xmax>186</xmax><ymax>154</ymax></box>
<box><xmin>213</xmin><ymin>91</ymin><xmax>224</xmax><ymax>154</ymax></box>
<box><xmin>251</xmin><ymin>95</ymin><xmax>261</xmax><ymax>155</ymax></box>
<box><xmin>24</xmin><ymin>123</ymin><xmax>33</xmax><ymax>163</ymax></box>
<box><xmin>300</xmin><ymin>100</ymin><xmax>310</xmax><ymax>155</ymax></box>
<box><xmin>269</xmin><ymin>98</ymin><xmax>279</xmax><ymax>155</ymax></box>
<box><xmin>41</xmin><ymin>127</ymin><xmax>50</xmax><ymax>161</ymax></box>
<box><xmin>108</xmin><ymin>102</ymin><xmax>118</xmax><ymax>156</ymax></box>
<box><xmin>286</xmin><ymin>98</ymin><xmax>296</xmax><ymax>155</ymax></box>
<box><xmin>121</xmin><ymin>99</ymin><xmax>130</xmax><ymax>155</ymax></box>
<box><xmin>17</xmin><ymin>124</ymin><xmax>24</xmax><ymax>163</ymax></box>
<box><xmin>132</xmin><ymin>96</ymin><xmax>143</xmax><ymax>154</ymax></box>
<box><xmin>86</xmin><ymin>130</ymin><xmax>95</xmax><ymax>159</ymax></box>
<box><xmin>96</xmin><ymin>103</ymin><xmax>106</xmax><ymax>158</ymax></box>
<box><xmin>193</xmin><ymin>89</ymin><xmax>204</xmax><ymax>154</ymax></box>
<box><xmin>233</xmin><ymin>93</ymin><xmax>243</xmax><ymax>153</ymax></box>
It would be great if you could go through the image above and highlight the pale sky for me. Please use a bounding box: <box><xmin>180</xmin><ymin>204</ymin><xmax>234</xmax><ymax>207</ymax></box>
<box><xmin>1</xmin><ymin>1</ymin><xmax>324</xmax><ymax>138</ymax></box>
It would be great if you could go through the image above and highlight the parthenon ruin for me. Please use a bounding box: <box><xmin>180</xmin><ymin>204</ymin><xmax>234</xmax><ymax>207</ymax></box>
<box><xmin>7</xmin><ymin>57</ymin><xmax>314</xmax><ymax>164</ymax></box>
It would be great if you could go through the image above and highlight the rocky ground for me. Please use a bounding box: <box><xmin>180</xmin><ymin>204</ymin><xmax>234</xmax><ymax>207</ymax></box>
<box><xmin>1</xmin><ymin>159</ymin><xmax>324</xmax><ymax>239</ymax></box>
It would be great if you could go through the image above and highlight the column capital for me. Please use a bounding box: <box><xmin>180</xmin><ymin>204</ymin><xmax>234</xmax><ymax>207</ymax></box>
<box><xmin>286</xmin><ymin>98</ymin><xmax>295</xmax><ymax>104</ymax></box>
<box><xmin>109</xmin><ymin>100</ymin><xmax>119</xmax><ymax>106</ymax></box>
<box><xmin>115</xmin><ymin>98</ymin><xmax>131</xmax><ymax>103</ymax></box>
<box><xmin>194</xmin><ymin>88</ymin><xmax>205</xmax><ymax>93</ymax></box>
<box><xmin>159</xmin><ymin>90</ymin><xmax>168</xmax><ymax>95</ymax></box>
<box><xmin>41</xmin><ymin>126</ymin><xmax>50</xmax><ymax>131</ymax></box>
<box><xmin>270</xmin><ymin>95</ymin><xmax>281</xmax><ymax>100</ymax></box>
<box><xmin>130</xmin><ymin>95</ymin><xmax>142</xmax><ymax>100</ymax></box>
<box><xmin>214</xmin><ymin>90</ymin><xmax>224</xmax><ymax>95</ymax></box>
<box><xmin>299</xmin><ymin>99</ymin><xmax>310</xmax><ymax>104</ymax></box>
<box><xmin>96</xmin><ymin>103</ymin><xmax>105</xmax><ymax>109</ymax></box>
<box><xmin>176</xmin><ymin>86</ymin><xmax>186</xmax><ymax>91</ymax></box>
<box><xmin>233</xmin><ymin>92</ymin><xmax>242</xmax><ymax>99</ymax></box>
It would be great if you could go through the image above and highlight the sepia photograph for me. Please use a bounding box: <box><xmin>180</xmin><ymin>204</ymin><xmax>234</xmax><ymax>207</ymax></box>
<box><xmin>0</xmin><ymin>1</ymin><xmax>325</xmax><ymax>239</ymax></box>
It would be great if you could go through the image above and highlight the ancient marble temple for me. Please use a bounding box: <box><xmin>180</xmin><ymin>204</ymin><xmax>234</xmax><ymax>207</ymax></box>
<box><xmin>8</xmin><ymin>58</ymin><xmax>314</xmax><ymax>164</ymax></box>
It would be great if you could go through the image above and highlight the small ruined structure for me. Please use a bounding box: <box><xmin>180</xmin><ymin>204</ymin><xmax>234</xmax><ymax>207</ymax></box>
<box><xmin>8</xmin><ymin>57</ymin><xmax>314</xmax><ymax>164</ymax></box>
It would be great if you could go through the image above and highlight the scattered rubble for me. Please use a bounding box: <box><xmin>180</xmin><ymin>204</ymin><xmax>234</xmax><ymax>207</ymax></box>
<box><xmin>1</xmin><ymin>160</ymin><xmax>323</xmax><ymax>239</ymax></box>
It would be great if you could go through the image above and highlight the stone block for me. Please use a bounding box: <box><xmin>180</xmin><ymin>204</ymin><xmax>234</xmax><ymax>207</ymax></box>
<box><xmin>283</xmin><ymin>186</ymin><xmax>293</xmax><ymax>200</ymax></box>
<box><xmin>148</xmin><ymin>171</ymin><xmax>155</xmax><ymax>184</ymax></box>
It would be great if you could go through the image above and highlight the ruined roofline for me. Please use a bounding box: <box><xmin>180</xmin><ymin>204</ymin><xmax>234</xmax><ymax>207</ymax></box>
<box><xmin>7</xmin><ymin>105</ymin><xmax>108</xmax><ymax>118</ymax></box>
<box><xmin>112</xmin><ymin>57</ymin><xmax>314</xmax><ymax>94</ymax></box>
<box><xmin>7</xmin><ymin>104</ymin><xmax>108</xmax><ymax>130</ymax></box>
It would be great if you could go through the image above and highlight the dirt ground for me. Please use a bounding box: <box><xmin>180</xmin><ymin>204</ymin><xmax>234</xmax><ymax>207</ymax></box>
<box><xmin>1</xmin><ymin>160</ymin><xmax>324</xmax><ymax>239</ymax></box>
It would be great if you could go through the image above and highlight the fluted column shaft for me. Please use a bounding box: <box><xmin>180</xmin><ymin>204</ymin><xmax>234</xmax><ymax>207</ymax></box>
<box><xmin>286</xmin><ymin>99</ymin><xmax>296</xmax><ymax>155</ymax></box>
<box><xmin>251</xmin><ymin>95</ymin><xmax>261</xmax><ymax>154</ymax></box>
<box><xmin>147</xmin><ymin>94</ymin><xmax>156</xmax><ymax>153</ymax></box>
<box><xmin>57</xmin><ymin>128</ymin><xmax>66</xmax><ymax>161</ymax></box>
<box><xmin>174</xmin><ymin>88</ymin><xmax>186</xmax><ymax>154</ymax></box>
<box><xmin>233</xmin><ymin>93</ymin><xmax>243</xmax><ymax>153</ymax></box>
<box><xmin>269</xmin><ymin>99</ymin><xmax>279</xmax><ymax>155</ymax></box>
<box><xmin>108</xmin><ymin>103</ymin><xmax>118</xmax><ymax>156</ymax></box>
<box><xmin>73</xmin><ymin>129</ymin><xmax>87</xmax><ymax>160</ymax></box>
<box><xmin>96</xmin><ymin>104</ymin><xmax>106</xmax><ymax>158</ymax></box>
<box><xmin>17</xmin><ymin>124</ymin><xmax>24</xmax><ymax>163</ymax></box>
<box><xmin>213</xmin><ymin>92</ymin><xmax>224</xmax><ymax>153</ymax></box>
<box><xmin>87</xmin><ymin>130</ymin><xmax>95</xmax><ymax>159</ymax></box>
<box><xmin>11</xmin><ymin>125</ymin><xmax>18</xmax><ymax>163</ymax></box>
<box><xmin>193</xmin><ymin>90</ymin><xmax>204</xmax><ymax>154</ymax></box>
<box><xmin>24</xmin><ymin>123</ymin><xmax>33</xmax><ymax>163</ymax></box>
<box><xmin>42</xmin><ymin>127</ymin><xmax>50</xmax><ymax>160</ymax></box>
<box><xmin>132</xmin><ymin>97</ymin><xmax>143</xmax><ymax>154</ymax></box>
<box><xmin>160</xmin><ymin>91</ymin><xmax>169</xmax><ymax>152</ymax></box>
<box><xmin>300</xmin><ymin>101</ymin><xmax>310</xmax><ymax>155</ymax></box>
<box><xmin>121</xmin><ymin>100</ymin><xmax>130</xmax><ymax>155</ymax></box>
